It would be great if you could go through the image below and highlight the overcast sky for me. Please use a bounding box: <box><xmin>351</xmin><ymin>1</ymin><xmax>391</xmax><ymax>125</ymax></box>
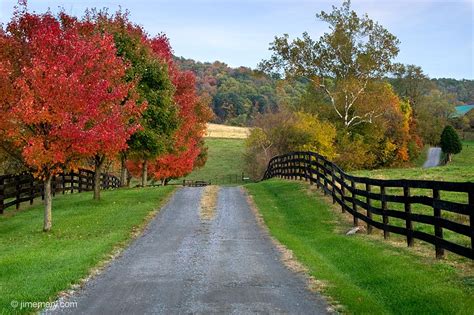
<box><xmin>0</xmin><ymin>0</ymin><xmax>472</xmax><ymax>79</ymax></box>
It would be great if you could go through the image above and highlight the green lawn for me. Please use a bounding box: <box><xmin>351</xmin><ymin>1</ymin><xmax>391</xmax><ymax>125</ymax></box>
<box><xmin>182</xmin><ymin>138</ymin><xmax>246</xmax><ymax>185</ymax></box>
<box><xmin>0</xmin><ymin>187</ymin><xmax>175</xmax><ymax>314</ymax></box>
<box><xmin>246</xmin><ymin>180</ymin><xmax>474</xmax><ymax>314</ymax></box>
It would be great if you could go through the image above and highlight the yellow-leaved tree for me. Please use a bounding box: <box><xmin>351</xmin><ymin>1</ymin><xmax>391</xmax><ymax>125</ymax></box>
<box><xmin>244</xmin><ymin>111</ymin><xmax>336</xmax><ymax>180</ymax></box>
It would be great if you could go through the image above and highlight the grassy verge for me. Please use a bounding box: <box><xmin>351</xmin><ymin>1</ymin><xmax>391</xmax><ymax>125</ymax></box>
<box><xmin>182</xmin><ymin>138</ymin><xmax>246</xmax><ymax>185</ymax></box>
<box><xmin>246</xmin><ymin>179</ymin><xmax>474</xmax><ymax>314</ymax></box>
<box><xmin>0</xmin><ymin>186</ymin><xmax>175</xmax><ymax>314</ymax></box>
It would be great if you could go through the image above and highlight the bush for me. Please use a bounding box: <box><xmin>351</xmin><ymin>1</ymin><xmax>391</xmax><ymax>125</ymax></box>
<box><xmin>244</xmin><ymin>111</ymin><xmax>336</xmax><ymax>180</ymax></box>
<box><xmin>440</xmin><ymin>125</ymin><xmax>462</xmax><ymax>163</ymax></box>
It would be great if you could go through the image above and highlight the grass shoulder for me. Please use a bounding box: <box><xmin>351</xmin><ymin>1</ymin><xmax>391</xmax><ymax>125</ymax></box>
<box><xmin>245</xmin><ymin>179</ymin><xmax>474</xmax><ymax>314</ymax></box>
<box><xmin>0</xmin><ymin>186</ymin><xmax>175</xmax><ymax>314</ymax></box>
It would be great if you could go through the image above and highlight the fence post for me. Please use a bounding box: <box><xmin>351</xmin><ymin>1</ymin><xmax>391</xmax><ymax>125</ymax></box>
<box><xmin>291</xmin><ymin>155</ymin><xmax>295</xmax><ymax>180</ymax></box>
<box><xmin>404</xmin><ymin>185</ymin><xmax>414</xmax><ymax>247</ymax></box>
<box><xmin>340</xmin><ymin>175</ymin><xmax>346</xmax><ymax>213</ymax></box>
<box><xmin>78</xmin><ymin>170</ymin><xmax>82</xmax><ymax>193</ymax></box>
<box><xmin>366</xmin><ymin>183</ymin><xmax>373</xmax><ymax>234</ymax></box>
<box><xmin>323</xmin><ymin>160</ymin><xmax>328</xmax><ymax>195</ymax></box>
<box><xmin>52</xmin><ymin>176</ymin><xmax>56</xmax><ymax>197</ymax></box>
<box><xmin>469</xmin><ymin>190</ymin><xmax>474</xmax><ymax>256</ymax></box>
<box><xmin>0</xmin><ymin>177</ymin><xmax>4</xmax><ymax>214</ymax></box>
<box><xmin>351</xmin><ymin>180</ymin><xmax>358</xmax><ymax>226</ymax></box>
<box><xmin>304</xmin><ymin>153</ymin><xmax>308</xmax><ymax>182</ymax></box>
<box><xmin>331</xmin><ymin>163</ymin><xmax>336</xmax><ymax>204</ymax></box>
<box><xmin>301</xmin><ymin>153</ymin><xmax>304</xmax><ymax>181</ymax></box>
<box><xmin>15</xmin><ymin>175</ymin><xmax>20</xmax><ymax>210</ymax></box>
<box><xmin>316</xmin><ymin>159</ymin><xmax>321</xmax><ymax>188</ymax></box>
<box><xmin>381</xmin><ymin>185</ymin><xmax>389</xmax><ymax>239</ymax></box>
<box><xmin>62</xmin><ymin>173</ymin><xmax>66</xmax><ymax>194</ymax></box>
<box><xmin>433</xmin><ymin>188</ymin><xmax>444</xmax><ymax>259</ymax></box>
<box><xmin>89</xmin><ymin>172</ymin><xmax>93</xmax><ymax>190</ymax></box>
<box><xmin>30</xmin><ymin>176</ymin><xmax>34</xmax><ymax>205</ymax></box>
<box><xmin>70</xmin><ymin>172</ymin><xmax>74</xmax><ymax>194</ymax></box>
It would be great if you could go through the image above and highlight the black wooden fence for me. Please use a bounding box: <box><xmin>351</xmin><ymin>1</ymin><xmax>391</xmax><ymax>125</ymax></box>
<box><xmin>0</xmin><ymin>169</ymin><xmax>121</xmax><ymax>214</ymax></box>
<box><xmin>263</xmin><ymin>151</ymin><xmax>474</xmax><ymax>260</ymax></box>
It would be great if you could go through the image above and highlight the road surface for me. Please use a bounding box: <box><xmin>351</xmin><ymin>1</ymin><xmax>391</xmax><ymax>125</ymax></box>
<box><xmin>50</xmin><ymin>187</ymin><xmax>328</xmax><ymax>314</ymax></box>
<box><xmin>423</xmin><ymin>147</ymin><xmax>441</xmax><ymax>168</ymax></box>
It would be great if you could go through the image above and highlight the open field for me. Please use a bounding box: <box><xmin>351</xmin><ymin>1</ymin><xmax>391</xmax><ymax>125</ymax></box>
<box><xmin>0</xmin><ymin>187</ymin><xmax>175</xmax><ymax>314</ymax></box>
<box><xmin>246</xmin><ymin>179</ymin><xmax>474</xmax><ymax>314</ymax></box>
<box><xmin>205</xmin><ymin>123</ymin><xmax>250</xmax><ymax>139</ymax></box>
<box><xmin>182</xmin><ymin>138</ymin><xmax>247</xmax><ymax>185</ymax></box>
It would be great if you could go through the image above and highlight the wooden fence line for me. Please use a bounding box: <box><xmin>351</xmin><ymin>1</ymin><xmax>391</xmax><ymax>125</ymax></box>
<box><xmin>0</xmin><ymin>169</ymin><xmax>120</xmax><ymax>214</ymax></box>
<box><xmin>263</xmin><ymin>151</ymin><xmax>474</xmax><ymax>260</ymax></box>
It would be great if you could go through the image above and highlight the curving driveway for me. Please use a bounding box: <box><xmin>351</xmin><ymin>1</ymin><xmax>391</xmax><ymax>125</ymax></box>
<box><xmin>423</xmin><ymin>147</ymin><xmax>442</xmax><ymax>168</ymax></box>
<box><xmin>49</xmin><ymin>187</ymin><xmax>328</xmax><ymax>314</ymax></box>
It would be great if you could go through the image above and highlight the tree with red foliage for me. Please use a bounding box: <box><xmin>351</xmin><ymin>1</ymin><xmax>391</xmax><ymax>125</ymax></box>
<box><xmin>88</xmin><ymin>11</ymin><xmax>178</xmax><ymax>187</ymax></box>
<box><xmin>146</xmin><ymin>36</ymin><xmax>212</xmax><ymax>183</ymax></box>
<box><xmin>0</xmin><ymin>8</ymin><xmax>140</xmax><ymax>230</ymax></box>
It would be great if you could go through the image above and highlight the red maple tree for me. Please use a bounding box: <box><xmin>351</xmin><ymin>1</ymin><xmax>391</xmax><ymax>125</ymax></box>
<box><xmin>0</xmin><ymin>9</ymin><xmax>141</xmax><ymax>230</ymax></box>
<box><xmin>146</xmin><ymin>36</ymin><xmax>212</xmax><ymax>183</ymax></box>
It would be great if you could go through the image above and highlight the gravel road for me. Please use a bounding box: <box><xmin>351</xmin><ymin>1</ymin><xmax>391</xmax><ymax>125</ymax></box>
<box><xmin>423</xmin><ymin>147</ymin><xmax>441</xmax><ymax>168</ymax></box>
<box><xmin>49</xmin><ymin>187</ymin><xmax>328</xmax><ymax>314</ymax></box>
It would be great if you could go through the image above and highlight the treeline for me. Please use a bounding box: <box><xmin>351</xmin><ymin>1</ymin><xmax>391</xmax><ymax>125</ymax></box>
<box><xmin>431</xmin><ymin>78</ymin><xmax>474</xmax><ymax>105</ymax></box>
<box><xmin>174</xmin><ymin>59</ymin><xmax>473</xmax><ymax>128</ymax></box>
<box><xmin>174</xmin><ymin>57</ymin><xmax>307</xmax><ymax>125</ymax></box>
<box><xmin>0</xmin><ymin>5</ymin><xmax>211</xmax><ymax>230</ymax></box>
<box><xmin>244</xmin><ymin>1</ymin><xmax>471</xmax><ymax>178</ymax></box>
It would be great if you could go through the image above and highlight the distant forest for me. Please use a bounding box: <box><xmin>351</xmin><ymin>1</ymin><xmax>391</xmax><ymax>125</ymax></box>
<box><xmin>175</xmin><ymin>57</ymin><xmax>474</xmax><ymax>126</ymax></box>
<box><xmin>430</xmin><ymin>78</ymin><xmax>474</xmax><ymax>104</ymax></box>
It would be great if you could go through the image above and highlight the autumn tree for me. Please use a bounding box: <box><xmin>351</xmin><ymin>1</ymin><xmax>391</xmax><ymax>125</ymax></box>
<box><xmin>0</xmin><ymin>9</ymin><xmax>139</xmax><ymax>229</ymax></box>
<box><xmin>415</xmin><ymin>90</ymin><xmax>456</xmax><ymax>144</ymax></box>
<box><xmin>146</xmin><ymin>37</ymin><xmax>212</xmax><ymax>184</ymax></box>
<box><xmin>259</xmin><ymin>0</ymin><xmax>399</xmax><ymax>129</ymax></box>
<box><xmin>390</xmin><ymin>64</ymin><xmax>435</xmax><ymax>108</ymax></box>
<box><xmin>87</xmin><ymin>11</ymin><xmax>178</xmax><ymax>187</ymax></box>
<box><xmin>244</xmin><ymin>111</ymin><xmax>336</xmax><ymax>179</ymax></box>
<box><xmin>330</xmin><ymin>82</ymin><xmax>419</xmax><ymax>169</ymax></box>
<box><xmin>62</xmin><ymin>13</ymin><xmax>143</xmax><ymax>200</ymax></box>
<box><xmin>390</xmin><ymin>64</ymin><xmax>456</xmax><ymax>146</ymax></box>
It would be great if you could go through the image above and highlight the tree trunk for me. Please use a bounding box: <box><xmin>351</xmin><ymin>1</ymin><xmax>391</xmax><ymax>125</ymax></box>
<box><xmin>93</xmin><ymin>156</ymin><xmax>105</xmax><ymax>200</ymax></box>
<box><xmin>120</xmin><ymin>154</ymin><xmax>128</xmax><ymax>187</ymax></box>
<box><xmin>43</xmin><ymin>175</ymin><xmax>52</xmax><ymax>232</ymax></box>
<box><xmin>141</xmin><ymin>159</ymin><xmax>148</xmax><ymax>187</ymax></box>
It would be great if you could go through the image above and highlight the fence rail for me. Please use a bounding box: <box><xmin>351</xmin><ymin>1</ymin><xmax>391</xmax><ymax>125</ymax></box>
<box><xmin>263</xmin><ymin>151</ymin><xmax>474</xmax><ymax>260</ymax></box>
<box><xmin>0</xmin><ymin>169</ymin><xmax>121</xmax><ymax>214</ymax></box>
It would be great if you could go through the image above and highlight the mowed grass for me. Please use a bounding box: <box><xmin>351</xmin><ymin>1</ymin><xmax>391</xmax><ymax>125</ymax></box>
<box><xmin>0</xmin><ymin>187</ymin><xmax>175</xmax><ymax>314</ymax></box>
<box><xmin>183</xmin><ymin>138</ymin><xmax>246</xmax><ymax>185</ymax></box>
<box><xmin>350</xmin><ymin>141</ymin><xmax>474</xmax><ymax>252</ymax></box>
<box><xmin>246</xmin><ymin>180</ymin><xmax>474</xmax><ymax>314</ymax></box>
